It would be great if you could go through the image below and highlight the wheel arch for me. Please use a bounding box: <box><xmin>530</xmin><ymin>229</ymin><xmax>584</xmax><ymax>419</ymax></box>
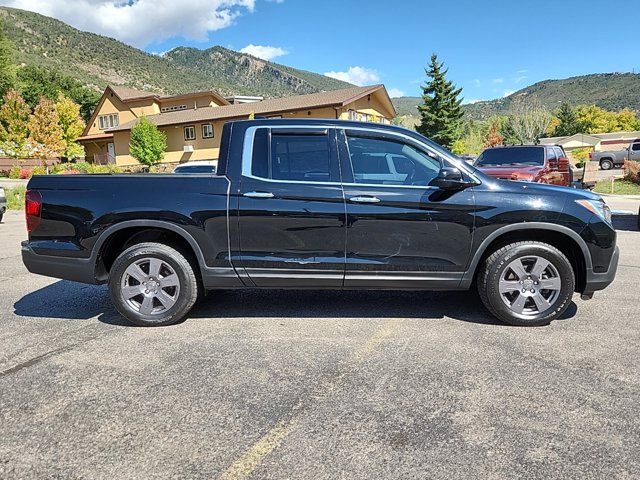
<box><xmin>462</xmin><ymin>223</ymin><xmax>591</xmax><ymax>292</ymax></box>
<box><xmin>92</xmin><ymin>220</ymin><xmax>207</xmax><ymax>282</ymax></box>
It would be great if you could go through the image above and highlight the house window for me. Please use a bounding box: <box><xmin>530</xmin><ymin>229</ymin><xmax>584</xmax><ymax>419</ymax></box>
<box><xmin>202</xmin><ymin>124</ymin><xmax>214</xmax><ymax>139</ymax></box>
<box><xmin>184</xmin><ymin>125</ymin><xmax>196</xmax><ymax>141</ymax></box>
<box><xmin>98</xmin><ymin>113</ymin><xmax>119</xmax><ymax>130</ymax></box>
<box><xmin>161</xmin><ymin>104</ymin><xmax>188</xmax><ymax>113</ymax></box>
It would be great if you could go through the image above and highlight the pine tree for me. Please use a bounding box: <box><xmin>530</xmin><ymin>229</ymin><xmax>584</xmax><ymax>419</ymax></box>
<box><xmin>0</xmin><ymin>20</ymin><xmax>16</xmax><ymax>99</ymax></box>
<box><xmin>552</xmin><ymin>102</ymin><xmax>580</xmax><ymax>137</ymax></box>
<box><xmin>0</xmin><ymin>90</ymin><xmax>31</xmax><ymax>158</ymax></box>
<box><xmin>416</xmin><ymin>54</ymin><xmax>464</xmax><ymax>149</ymax></box>
<box><xmin>129</xmin><ymin>117</ymin><xmax>167</xmax><ymax>167</ymax></box>
<box><xmin>28</xmin><ymin>97</ymin><xmax>65</xmax><ymax>159</ymax></box>
<box><xmin>55</xmin><ymin>92</ymin><xmax>85</xmax><ymax>160</ymax></box>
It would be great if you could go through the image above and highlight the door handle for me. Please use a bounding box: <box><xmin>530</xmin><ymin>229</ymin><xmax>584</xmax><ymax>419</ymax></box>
<box><xmin>349</xmin><ymin>196</ymin><xmax>381</xmax><ymax>204</ymax></box>
<box><xmin>244</xmin><ymin>191</ymin><xmax>274</xmax><ymax>199</ymax></box>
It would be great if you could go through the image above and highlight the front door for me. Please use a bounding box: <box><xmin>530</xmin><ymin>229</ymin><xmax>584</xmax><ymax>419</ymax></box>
<box><xmin>338</xmin><ymin>129</ymin><xmax>475</xmax><ymax>289</ymax></box>
<box><xmin>236</xmin><ymin>126</ymin><xmax>346</xmax><ymax>287</ymax></box>
<box><xmin>107</xmin><ymin>143</ymin><xmax>115</xmax><ymax>163</ymax></box>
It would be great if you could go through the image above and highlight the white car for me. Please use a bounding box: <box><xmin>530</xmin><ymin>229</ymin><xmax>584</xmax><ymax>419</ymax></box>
<box><xmin>173</xmin><ymin>161</ymin><xmax>217</xmax><ymax>174</ymax></box>
<box><xmin>0</xmin><ymin>186</ymin><xmax>7</xmax><ymax>223</ymax></box>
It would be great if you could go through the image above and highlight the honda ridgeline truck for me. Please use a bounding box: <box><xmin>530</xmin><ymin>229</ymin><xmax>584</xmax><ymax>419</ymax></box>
<box><xmin>22</xmin><ymin>119</ymin><xmax>619</xmax><ymax>327</ymax></box>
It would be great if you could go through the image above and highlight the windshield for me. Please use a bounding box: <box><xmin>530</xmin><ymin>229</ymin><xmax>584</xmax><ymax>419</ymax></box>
<box><xmin>475</xmin><ymin>147</ymin><xmax>544</xmax><ymax>167</ymax></box>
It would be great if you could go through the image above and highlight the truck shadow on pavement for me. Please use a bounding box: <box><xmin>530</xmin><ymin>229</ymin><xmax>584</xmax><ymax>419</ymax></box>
<box><xmin>13</xmin><ymin>280</ymin><xmax>578</xmax><ymax>327</ymax></box>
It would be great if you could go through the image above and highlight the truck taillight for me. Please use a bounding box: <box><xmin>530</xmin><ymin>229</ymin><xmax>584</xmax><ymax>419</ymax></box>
<box><xmin>589</xmin><ymin>152</ymin><xmax>592</xmax><ymax>159</ymax></box>
<box><xmin>25</xmin><ymin>190</ymin><xmax>42</xmax><ymax>233</ymax></box>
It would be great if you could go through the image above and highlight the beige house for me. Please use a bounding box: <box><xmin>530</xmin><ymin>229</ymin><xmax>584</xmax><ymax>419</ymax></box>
<box><xmin>77</xmin><ymin>85</ymin><xmax>396</xmax><ymax>167</ymax></box>
<box><xmin>540</xmin><ymin>131</ymin><xmax>640</xmax><ymax>161</ymax></box>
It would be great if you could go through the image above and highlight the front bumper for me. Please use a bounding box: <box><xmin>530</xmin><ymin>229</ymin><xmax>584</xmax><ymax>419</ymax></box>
<box><xmin>583</xmin><ymin>245</ymin><xmax>619</xmax><ymax>296</ymax></box>
<box><xmin>21</xmin><ymin>241</ymin><xmax>99</xmax><ymax>284</ymax></box>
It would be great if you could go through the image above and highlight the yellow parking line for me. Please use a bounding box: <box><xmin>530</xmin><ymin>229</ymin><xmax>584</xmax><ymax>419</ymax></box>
<box><xmin>217</xmin><ymin>318</ymin><xmax>404</xmax><ymax>480</ymax></box>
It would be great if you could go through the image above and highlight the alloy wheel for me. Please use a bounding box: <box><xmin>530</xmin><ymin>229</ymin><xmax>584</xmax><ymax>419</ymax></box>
<box><xmin>498</xmin><ymin>255</ymin><xmax>562</xmax><ymax>317</ymax></box>
<box><xmin>120</xmin><ymin>257</ymin><xmax>181</xmax><ymax>315</ymax></box>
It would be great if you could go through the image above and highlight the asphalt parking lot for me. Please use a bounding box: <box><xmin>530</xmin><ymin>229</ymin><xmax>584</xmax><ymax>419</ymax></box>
<box><xmin>1</xmin><ymin>203</ymin><xmax>639</xmax><ymax>479</ymax></box>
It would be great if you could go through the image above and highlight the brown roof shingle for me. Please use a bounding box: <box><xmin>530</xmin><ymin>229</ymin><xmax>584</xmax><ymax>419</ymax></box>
<box><xmin>110</xmin><ymin>85</ymin><xmax>160</xmax><ymax>101</ymax></box>
<box><xmin>109</xmin><ymin>85</ymin><xmax>393</xmax><ymax>132</ymax></box>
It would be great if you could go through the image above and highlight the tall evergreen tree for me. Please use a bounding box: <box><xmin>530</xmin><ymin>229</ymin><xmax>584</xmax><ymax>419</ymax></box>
<box><xmin>552</xmin><ymin>102</ymin><xmax>580</xmax><ymax>137</ymax></box>
<box><xmin>416</xmin><ymin>54</ymin><xmax>464</xmax><ymax>149</ymax></box>
<box><xmin>0</xmin><ymin>20</ymin><xmax>17</xmax><ymax>99</ymax></box>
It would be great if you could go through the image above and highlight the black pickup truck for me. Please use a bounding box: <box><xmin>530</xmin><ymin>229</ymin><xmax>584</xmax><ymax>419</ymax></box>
<box><xmin>22</xmin><ymin>119</ymin><xmax>619</xmax><ymax>327</ymax></box>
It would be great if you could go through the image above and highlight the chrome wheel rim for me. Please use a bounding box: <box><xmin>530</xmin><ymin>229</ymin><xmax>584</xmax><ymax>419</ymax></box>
<box><xmin>121</xmin><ymin>257</ymin><xmax>180</xmax><ymax>315</ymax></box>
<box><xmin>499</xmin><ymin>255</ymin><xmax>561</xmax><ymax>317</ymax></box>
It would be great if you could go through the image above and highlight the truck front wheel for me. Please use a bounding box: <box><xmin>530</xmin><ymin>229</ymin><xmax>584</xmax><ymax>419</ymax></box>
<box><xmin>108</xmin><ymin>242</ymin><xmax>200</xmax><ymax>327</ymax></box>
<box><xmin>478</xmin><ymin>242</ymin><xmax>575</xmax><ymax>327</ymax></box>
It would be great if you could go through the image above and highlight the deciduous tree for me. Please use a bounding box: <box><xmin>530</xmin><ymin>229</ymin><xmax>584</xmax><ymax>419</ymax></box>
<box><xmin>416</xmin><ymin>54</ymin><xmax>464</xmax><ymax>149</ymax></box>
<box><xmin>0</xmin><ymin>90</ymin><xmax>30</xmax><ymax>158</ymax></box>
<box><xmin>129</xmin><ymin>117</ymin><xmax>166</xmax><ymax>167</ymax></box>
<box><xmin>28</xmin><ymin>97</ymin><xmax>65</xmax><ymax>159</ymax></box>
<box><xmin>484</xmin><ymin>118</ymin><xmax>504</xmax><ymax>147</ymax></box>
<box><xmin>55</xmin><ymin>92</ymin><xmax>85</xmax><ymax>159</ymax></box>
<box><xmin>506</xmin><ymin>97</ymin><xmax>553</xmax><ymax>144</ymax></box>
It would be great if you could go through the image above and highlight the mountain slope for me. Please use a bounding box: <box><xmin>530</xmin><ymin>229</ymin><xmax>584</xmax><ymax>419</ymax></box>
<box><xmin>393</xmin><ymin>73</ymin><xmax>640</xmax><ymax>121</ymax></box>
<box><xmin>0</xmin><ymin>6</ymin><xmax>351</xmax><ymax>97</ymax></box>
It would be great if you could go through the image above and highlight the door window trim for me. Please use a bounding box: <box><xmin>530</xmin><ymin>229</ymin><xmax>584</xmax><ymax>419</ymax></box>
<box><xmin>242</xmin><ymin>125</ymin><xmax>482</xmax><ymax>188</ymax></box>
<box><xmin>241</xmin><ymin>126</ymin><xmax>342</xmax><ymax>185</ymax></box>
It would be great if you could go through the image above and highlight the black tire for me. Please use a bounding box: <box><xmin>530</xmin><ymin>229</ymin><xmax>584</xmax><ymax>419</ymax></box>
<box><xmin>600</xmin><ymin>158</ymin><xmax>613</xmax><ymax>170</ymax></box>
<box><xmin>108</xmin><ymin>242</ymin><xmax>199</xmax><ymax>327</ymax></box>
<box><xmin>0</xmin><ymin>212</ymin><xmax>4</xmax><ymax>223</ymax></box>
<box><xmin>478</xmin><ymin>241</ymin><xmax>575</xmax><ymax>327</ymax></box>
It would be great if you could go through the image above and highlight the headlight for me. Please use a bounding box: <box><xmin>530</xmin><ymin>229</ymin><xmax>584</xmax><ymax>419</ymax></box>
<box><xmin>575</xmin><ymin>199</ymin><xmax>612</xmax><ymax>224</ymax></box>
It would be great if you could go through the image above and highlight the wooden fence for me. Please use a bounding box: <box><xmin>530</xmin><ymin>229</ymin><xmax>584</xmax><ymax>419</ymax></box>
<box><xmin>0</xmin><ymin>158</ymin><xmax>60</xmax><ymax>175</ymax></box>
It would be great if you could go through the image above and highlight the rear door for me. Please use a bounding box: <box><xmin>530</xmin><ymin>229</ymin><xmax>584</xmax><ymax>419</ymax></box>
<box><xmin>338</xmin><ymin>128</ymin><xmax>475</xmax><ymax>289</ymax></box>
<box><xmin>630</xmin><ymin>142</ymin><xmax>640</xmax><ymax>162</ymax></box>
<box><xmin>236</xmin><ymin>126</ymin><xmax>346</xmax><ymax>287</ymax></box>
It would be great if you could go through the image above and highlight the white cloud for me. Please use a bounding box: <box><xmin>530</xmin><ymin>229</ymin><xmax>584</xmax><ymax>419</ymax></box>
<box><xmin>239</xmin><ymin>44</ymin><xmax>288</xmax><ymax>61</ymax></box>
<box><xmin>513</xmin><ymin>75</ymin><xmax>527</xmax><ymax>83</ymax></box>
<box><xmin>492</xmin><ymin>78</ymin><xmax>504</xmax><ymax>84</ymax></box>
<box><xmin>503</xmin><ymin>90</ymin><xmax>515</xmax><ymax>97</ymax></box>
<box><xmin>324</xmin><ymin>66</ymin><xmax>380</xmax><ymax>86</ymax></box>
<box><xmin>387</xmin><ymin>88</ymin><xmax>405</xmax><ymax>98</ymax></box>
<box><xmin>463</xmin><ymin>98</ymin><xmax>482</xmax><ymax>105</ymax></box>
<box><xmin>2</xmin><ymin>0</ymin><xmax>256</xmax><ymax>48</ymax></box>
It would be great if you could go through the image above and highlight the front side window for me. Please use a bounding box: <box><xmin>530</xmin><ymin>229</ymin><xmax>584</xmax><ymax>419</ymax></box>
<box><xmin>98</xmin><ymin>113</ymin><xmax>119</xmax><ymax>130</ymax></box>
<box><xmin>184</xmin><ymin>125</ymin><xmax>196</xmax><ymax>141</ymax></box>
<box><xmin>202</xmin><ymin>124</ymin><xmax>214</xmax><ymax>139</ymax></box>
<box><xmin>251</xmin><ymin>130</ymin><xmax>333</xmax><ymax>182</ymax></box>
<box><xmin>632</xmin><ymin>143</ymin><xmax>640</xmax><ymax>151</ymax></box>
<box><xmin>346</xmin><ymin>135</ymin><xmax>441</xmax><ymax>186</ymax></box>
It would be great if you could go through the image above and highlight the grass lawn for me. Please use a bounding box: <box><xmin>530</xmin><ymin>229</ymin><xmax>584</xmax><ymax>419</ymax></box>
<box><xmin>594</xmin><ymin>179</ymin><xmax>640</xmax><ymax>195</ymax></box>
<box><xmin>5</xmin><ymin>185</ymin><xmax>25</xmax><ymax>210</ymax></box>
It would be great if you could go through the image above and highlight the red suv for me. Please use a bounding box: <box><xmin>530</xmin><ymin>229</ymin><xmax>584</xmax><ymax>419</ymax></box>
<box><xmin>474</xmin><ymin>145</ymin><xmax>571</xmax><ymax>186</ymax></box>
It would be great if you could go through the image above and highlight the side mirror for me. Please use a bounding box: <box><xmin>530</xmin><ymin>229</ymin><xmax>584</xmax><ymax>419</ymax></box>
<box><xmin>431</xmin><ymin>167</ymin><xmax>472</xmax><ymax>190</ymax></box>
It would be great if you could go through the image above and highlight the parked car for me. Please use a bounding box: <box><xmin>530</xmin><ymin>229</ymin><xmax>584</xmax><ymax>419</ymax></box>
<box><xmin>474</xmin><ymin>145</ymin><xmax>572</xmax><ymax>186</ymax></box>
<box><xmin>22</xmin><ymin>119</ymin><xmax>618</xmax><ymax>328</ymax></box>
<box><xmin>0</xmin><ymin>186</ymin><xmax>6</xmax><ymax>222</ymax></box>
<box><xmin>591</xmin><ymin>140</ymin><xmax>640</xmax><ymax>170</ymax></box>
<box><xmin>173</xmin><ymin>160</ymin><xmax>217</xmax><ymax>174</ymax></box>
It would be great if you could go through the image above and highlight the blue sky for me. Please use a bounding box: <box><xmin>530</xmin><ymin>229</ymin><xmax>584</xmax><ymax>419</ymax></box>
<box><xmin>4</xmin><ymin>0</ymin><xmax>639</xmax><ymax>101</ymax></box>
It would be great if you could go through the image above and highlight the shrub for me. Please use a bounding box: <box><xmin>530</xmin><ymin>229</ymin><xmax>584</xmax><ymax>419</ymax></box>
<box><xmin>59</xmin><ymin>168</ymin><xmax>80</xmax><ymax>175</ymax></box>
<box><xmin>73</xmin><ymin>161</ymin><xmax>92</xmax><ymax>173</ymax></box>
<box><xmin>6</xmin><ymin>185</ymin><xmax>26</xmax><ymax>210</ymax></box>
<box><xmin>623</xmin><ymin>160</ymin><xmax>640</xmax><ymax>185</ymax></box>
<box><xmin>8</xmin><ymin>166</ymin><xmax>21</xmax><ymax>179</ymax></box>
<box><xmin>32</xmin><ymin>166</ymin><xmax>46</xmax><ymax>176</ymax></box>
<box><xmin>19</xmin><ymin>168</ymin><xmax>32</xmax><ymax>179</ymax></box>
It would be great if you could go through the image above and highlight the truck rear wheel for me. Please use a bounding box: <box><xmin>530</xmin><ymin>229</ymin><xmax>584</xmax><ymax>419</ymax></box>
<box><xmin>600</xmin><ymin>158</ymin><xmax>613</xmax><ymax>170</ymax></box>
<box><xmin>108</xmin><ymin>242</ymin><xmax>199</xmax><ymax>327</ymax></box>
<box><xmin>478</xmin><ymin>242</ymin><xmax>575</xmax><ymax>327</ymax></box>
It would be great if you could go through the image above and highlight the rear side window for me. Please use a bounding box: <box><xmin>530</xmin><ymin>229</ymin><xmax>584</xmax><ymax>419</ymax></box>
<box><xmin>553</xmin><ymin>147</ymin><xmax>565</xmax><ymax>158</ymax></box>
<box><xmin>546</xmin><ymin>148</ymin><xmax>557</xmax><ymax>162</ymax></box>
<box><xmin>632</xmin><ymin>143</ymin><xmax>640</xmax><ymax>151</ymax></box>
<box><xmin>251</xmin><ymin>130</ymin><xmax>335</xmax><ymax>182</ymax></box>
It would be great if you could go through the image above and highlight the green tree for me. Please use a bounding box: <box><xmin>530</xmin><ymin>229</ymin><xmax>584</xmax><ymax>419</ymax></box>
<box><xmin>28</xmin><ymin>97</ymin><xmax>65</xmax><ymax>159</ymax></box>
<box><xmin>17</xmin><ymin>65</ymin><xmax>100</xmax><ymax>122</ymax></box>
<box><xmin>0</xmin><ymin>90</ymin><xmax>31</xmax><ymax>158</ymax></box>
<box><xmin>416</xmin><ymin>54</ymin><xmax>464</xmax><ymax>149</ymax></box>
<box><xmin>0</xmin><ymin>20</ymin><xmax>17</xmax><ymax>98</ymax></box>
<box><xmin>55</xmin><ymin>92</ymin><xmax>85</xmax><ymax>160</ymax></box>
<box><xmin>552</xmin><ymin>102</ymin><xmax>580</xmax><ymax>137</ymax></box>
<box><xmin>129</xmin><ymin>117</ymin><xmax>166</xmax><ymax>167</ymax></box>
